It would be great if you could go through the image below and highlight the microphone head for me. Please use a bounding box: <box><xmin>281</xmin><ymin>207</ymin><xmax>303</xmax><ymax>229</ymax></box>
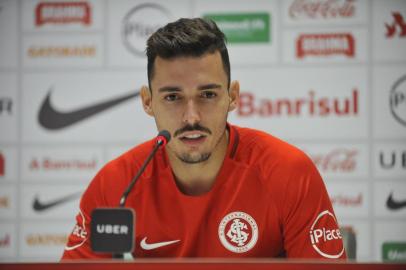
<box><xmin>156</xmin><ymin>130</ymin><xmax>171</xmax><ymax>146</ymax></box>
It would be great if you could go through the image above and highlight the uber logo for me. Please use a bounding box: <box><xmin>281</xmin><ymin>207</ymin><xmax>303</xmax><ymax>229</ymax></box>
<box><xmin>380</xmin><ymin>151</ymin><xmax>406</xmax><ymax>170</ymax></box>
<box><xmin>96</xmin><ymin>224</ymin><xmax>128</xmax><ymax>235</ymax></box>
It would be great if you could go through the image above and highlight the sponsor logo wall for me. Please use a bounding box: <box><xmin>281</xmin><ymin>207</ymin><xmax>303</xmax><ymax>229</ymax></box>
<box><xmin>0</xmin><ymin>0</ymin><xmax>405</xmax><ymax>263</ymax></box>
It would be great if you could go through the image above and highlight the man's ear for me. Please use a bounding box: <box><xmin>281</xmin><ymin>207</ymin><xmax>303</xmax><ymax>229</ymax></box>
<box><xmin>228</xmin><ymin>80</ymin><xmax>240</xmax><ymax>112</ymax></box>
<box><xmin>140</xmin><ymin>85</ymin><xmax>154</xmax><ymax>116</ymax></box>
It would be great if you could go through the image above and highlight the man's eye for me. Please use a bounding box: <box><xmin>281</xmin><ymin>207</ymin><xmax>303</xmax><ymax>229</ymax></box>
<box><xmin>201</xmin><ymin>91</ymin><xmax>217</xmax><ymax>99</ymax></box>
<box><xmin>164</xmin><ymin>94</ymin><xmax>179</xmax><ymax>101</ymax></box>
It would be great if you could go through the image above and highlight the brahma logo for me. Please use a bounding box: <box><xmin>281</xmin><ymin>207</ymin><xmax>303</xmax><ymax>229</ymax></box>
<box><xmin>218</xmin><ymin>211</ymin><xmax>258</xmax><ymax>253</ymax></box>
<box><xmin>289</xmin><ymin>0</ymin><xmax>355</xmax><ymax>20</ymax></box>
<box><xmin>35</xmin><ymin>1</ymin><xmax>91</xmax><ymax>26</ymax></box>
<box><xmin>237</xmin><ymin>89</ymin><xmax>358</xmax><ymax>117</ymax></box>
<box><xmin>390</xmin><ymin>74</ymin><xmax>406</xmax><ymax>127</ymax></box>
<box><xmin>297</xmin><ymin>33</ymin><xmax>355</xmax><ymax>58</ymax></box>
<box><xmin>122</xmin><ymin>3</ymin><xmax>171</xmax><ymax>56</ymax></box>
<box><xmin>309</xmin><ymin>210</ymin><xmax>344</xmax><ymax>258</ymax></box>
<box><xmin>385</xmin><ymin>12</ymin><xmax>406</xmax><ymax>38</ymax></box>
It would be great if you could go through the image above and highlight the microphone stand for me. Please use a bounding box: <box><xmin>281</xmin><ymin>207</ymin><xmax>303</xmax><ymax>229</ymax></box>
<box><xmin>113</xmin><ymin>132</ymin><xmax>170</xmax><ymax>259</ymax></box>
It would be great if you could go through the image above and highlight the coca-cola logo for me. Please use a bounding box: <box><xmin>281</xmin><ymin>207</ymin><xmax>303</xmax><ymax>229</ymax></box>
<box><xmin>237</xmin><ymin>89</ymin><xmax>358</xmax><ymax>117</ymax></box>
<box><xmin>289</xmin><ymin>0</ymin><xmax>355</xmax><ymax>20</ymax></box>
<box><xmin>297</xmin><ymin>33</ymin><xmax>355</xmax><ymax>58</ymax></box>
<box><xmin>311</xmin><ymin>148</ymin><xmax>358</xmax><ymax>173</ymax></box>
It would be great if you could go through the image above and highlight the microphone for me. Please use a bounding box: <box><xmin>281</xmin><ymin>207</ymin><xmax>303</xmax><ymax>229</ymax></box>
<box><xmin>119</xmin><ymin>129</ymin><xmax>170</xmax><ymax>207</ymax></box>
<box><xmin>90</xmin><ymin>130</ymin><xmax>171</xmax><ymax>257</ymax></box>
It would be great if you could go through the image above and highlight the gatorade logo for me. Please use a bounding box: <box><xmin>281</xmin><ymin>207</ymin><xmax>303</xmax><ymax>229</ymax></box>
<box><xmin>309</xmin><ymin>210</ymin><xmax>345</xmax><ymax>258</ymax></box>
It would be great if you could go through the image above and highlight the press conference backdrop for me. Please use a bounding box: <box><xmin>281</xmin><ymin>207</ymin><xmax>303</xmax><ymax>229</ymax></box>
<box><xmin>0</xmin><ymin>0</ymin><xmax>405</xmax><ymax>263</ymax></box>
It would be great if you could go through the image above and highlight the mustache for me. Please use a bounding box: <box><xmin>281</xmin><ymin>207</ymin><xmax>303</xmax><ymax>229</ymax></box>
<box><xmin>174</xmin><ymin>124</ymin><xmax>212</xmax><ymax>137</ymax></box>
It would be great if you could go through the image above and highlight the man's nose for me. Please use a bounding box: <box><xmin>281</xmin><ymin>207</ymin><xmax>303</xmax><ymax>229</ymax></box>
<box><xmin>182</xmin><ymin>99</ymin><xmax>200</xmax><ymax>125</ymax></box>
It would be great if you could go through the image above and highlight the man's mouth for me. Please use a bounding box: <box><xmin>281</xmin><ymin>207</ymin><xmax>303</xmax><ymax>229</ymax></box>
<box><xmin>179</xmin><ymin>132</ymin><xmax>207</xmax><ymax>145</ymax></box>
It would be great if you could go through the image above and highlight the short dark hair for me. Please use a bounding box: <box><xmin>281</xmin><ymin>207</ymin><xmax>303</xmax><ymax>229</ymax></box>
<box><xmin>146</xmin><ymin>18</ymin><xmax>230</xmax><ymax>91</ymax></box>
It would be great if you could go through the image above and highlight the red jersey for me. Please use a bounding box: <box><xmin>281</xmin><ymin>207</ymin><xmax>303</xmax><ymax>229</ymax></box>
<box><xmin>62</xmin><ymin>124</ymin><xmax>346</xmax><ymax>259</ymax></box>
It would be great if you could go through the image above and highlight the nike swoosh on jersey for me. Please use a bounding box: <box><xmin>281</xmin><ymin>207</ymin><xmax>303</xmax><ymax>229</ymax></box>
<box><xmin>386</xmin><ymin>192</ymin><xmax>406</xmax><ymax>210</ymax></box>
<box><xmin>140</xmin><ymin>237</ymin><xmax>180</xmax><ymax>250</ymax></box>
<box><xmin>38</xmin><ymin>88</ymin><xmax>140</xmax><ymax>130</ymax></box>
<box><xmin>33</xmin><ymin>192</ymin><xmax>82</xmax><ymax>212</ymax></box>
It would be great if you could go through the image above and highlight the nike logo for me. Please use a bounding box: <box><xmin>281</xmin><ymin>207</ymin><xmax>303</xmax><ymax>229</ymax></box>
<box><xmin>33</xmin><ymin>192</ymin><xmax>82</xmax><ymax>212</ymax></box>
<box><xmin>386</xmin><ymin>192</ymin><xmax>406</xmax><ymax>210</ymax></box>
<box><xmin>38</xmin><ymin>88</ymin><xmax>140</xmax><ymax>130</ymax></box>
<box><xmin>140</xmin><ymin>237</ymin><xmax>180</xmax><ymax>250</ymax></box>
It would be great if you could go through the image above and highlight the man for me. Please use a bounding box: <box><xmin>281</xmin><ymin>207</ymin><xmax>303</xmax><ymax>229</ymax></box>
<box><xmin>62</xmin><ymin>18</ymin><xmax>346</xmax><ymax>259</ymax></box>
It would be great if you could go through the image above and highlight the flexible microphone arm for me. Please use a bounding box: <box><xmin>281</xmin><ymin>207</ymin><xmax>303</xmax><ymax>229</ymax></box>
<box><xmin>118</xmin><ymin>130</ymin><xmax>171</xmax><ymax>207</ymax></box>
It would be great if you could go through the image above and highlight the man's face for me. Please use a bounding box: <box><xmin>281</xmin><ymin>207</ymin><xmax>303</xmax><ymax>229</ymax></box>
<box><xmin>141</xmin><ymin>51</ymin><xmax>239</xmax><ymax>164</ymax></box>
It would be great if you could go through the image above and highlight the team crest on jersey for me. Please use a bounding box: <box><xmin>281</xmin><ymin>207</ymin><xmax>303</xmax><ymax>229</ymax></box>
<box><xmin>218</xmin><ymin>211</ymin><xmax>258</xmax><ymax>253</ymax></box>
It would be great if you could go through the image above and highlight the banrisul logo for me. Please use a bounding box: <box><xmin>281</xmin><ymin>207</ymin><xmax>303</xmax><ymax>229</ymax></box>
<box><xmin>382</xmin><ymin>242</ymin><xmax>406</xmax><ymax>262</ymax></box>
<box><xmin>204</xmin><ymin>13</ymin><xmax>270</xmax><ymax>43</ymax></box>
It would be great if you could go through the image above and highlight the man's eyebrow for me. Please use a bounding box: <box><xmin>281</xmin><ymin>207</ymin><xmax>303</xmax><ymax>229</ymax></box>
<box><xmin>197</xmin><ymin>83</ymin><xmax>222</xmax><ymax>90</ymax></box>
<box><xmin>158</xmin><ymin>83</ymin><xmax>223</xmax><ymax>93</ymax></box>
<box><xmin>158</xmin><ymin>86</ymin><xmax>181</xmax><ymax>93</ymax></box>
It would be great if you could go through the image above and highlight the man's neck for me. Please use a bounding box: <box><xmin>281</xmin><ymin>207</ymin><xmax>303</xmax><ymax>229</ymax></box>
<box><xmin>167</xmin><ymin>129</ymin><xmax>229</xmax><ymax>196</ymax></box>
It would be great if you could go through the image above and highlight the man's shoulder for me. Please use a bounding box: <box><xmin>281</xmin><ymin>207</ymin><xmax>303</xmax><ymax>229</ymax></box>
<box><xmin>234</xmin><ymin>125</ymin><xmax>309</xmax><ymax>166</ymax></box>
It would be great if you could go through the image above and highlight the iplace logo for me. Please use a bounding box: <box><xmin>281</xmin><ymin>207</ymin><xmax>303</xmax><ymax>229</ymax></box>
<box><xmin>122</xmin><ymin>3</ymin><xmax>171</xmax><ymax>56</ymax></box>
<box><xmin>309</xmin><ymin>210</ymin><xmax>344</xmax><ymax>258</ymax></box>
<box><xmin>390</xmin><ymin>74</ymin><xmax>406</xmax><ymax>126</ymax></box>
